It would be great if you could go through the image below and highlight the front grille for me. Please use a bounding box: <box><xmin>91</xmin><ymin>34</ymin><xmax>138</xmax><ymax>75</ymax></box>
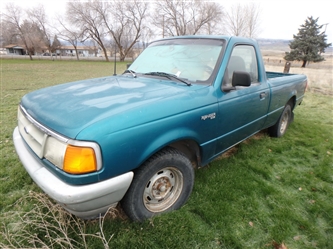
<box><xmin>17</xmin><ymin>106</ymin><xmax>68</xmax><ymax>168</ymax></box>
<box><xmin>18</xmin><ymin>107</ymin><xmax>47</xmax><ymax>158</ymax></box>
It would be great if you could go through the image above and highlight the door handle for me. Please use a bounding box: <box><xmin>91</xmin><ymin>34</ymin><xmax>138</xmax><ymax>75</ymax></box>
<box><xmin>260</xmin><ymin>92</ymin><xmax>267</xmax><ymax>99</ymax></box>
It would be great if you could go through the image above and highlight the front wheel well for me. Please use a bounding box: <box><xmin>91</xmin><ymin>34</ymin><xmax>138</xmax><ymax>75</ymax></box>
<box><xmin>168</xmin><ymin>139</ymin><xmax>201</xmax><ymax>169</ymax></box>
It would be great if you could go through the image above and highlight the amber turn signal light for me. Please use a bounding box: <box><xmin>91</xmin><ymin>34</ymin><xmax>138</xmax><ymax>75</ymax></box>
<box><xmin>63</xmin><ymin>145</ymin><xmax>97</xmax><ymax>174</ymax></box>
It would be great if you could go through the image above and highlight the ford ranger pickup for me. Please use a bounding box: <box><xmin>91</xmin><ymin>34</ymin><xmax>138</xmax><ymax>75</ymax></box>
<box><xmin>13</xmin><ymin>36</ymin><xmax>307</xmax><ymax>221</ymax></box>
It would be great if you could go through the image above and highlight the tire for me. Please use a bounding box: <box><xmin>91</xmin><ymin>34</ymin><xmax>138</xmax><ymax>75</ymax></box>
<box><xmin>121</xmin><ymin>147</ymin><xmax>194</xmax><ymax>221</ymax></box>
<box><xmin>268</xmin><ymin>104</ymin><xmax>293</xmax><ymax>137</ymax></box>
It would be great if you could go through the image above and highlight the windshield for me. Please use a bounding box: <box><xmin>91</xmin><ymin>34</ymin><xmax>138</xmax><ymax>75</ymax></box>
<box><xmin>129</xmin><ymin>38</ymin><xmax>225</xmax><ymax>84</ymax></box>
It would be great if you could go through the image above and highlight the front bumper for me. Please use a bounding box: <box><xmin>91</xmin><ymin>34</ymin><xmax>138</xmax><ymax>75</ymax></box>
<box><xmin>13</xmin><ymin>127</ymin><xmax>133</xmax><ymax>219</ymax></box>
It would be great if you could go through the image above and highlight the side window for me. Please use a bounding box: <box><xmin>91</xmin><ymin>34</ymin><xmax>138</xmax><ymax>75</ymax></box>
<box><xmin>223</xmin><ymin>45</ymin><xmax>259</xmax><ymax>87</ymax></box>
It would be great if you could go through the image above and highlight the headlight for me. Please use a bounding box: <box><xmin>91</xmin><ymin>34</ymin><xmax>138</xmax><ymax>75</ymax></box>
<box><xmin>44</xmin><ymin>136</ymin><xmax>67</xmax><ymax>168</ymax></box>
<box><xmin>18</xmin><ymin>105</ymin><xmax>102</xmax><ymax>175</ymax></box>
<box><xmin>44</xmin><ymin>138</ymin><xmax>102</xmax><ymax>175</ymax></box>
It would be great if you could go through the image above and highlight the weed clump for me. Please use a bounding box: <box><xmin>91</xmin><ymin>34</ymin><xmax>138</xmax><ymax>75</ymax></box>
<box><xmin>0</xmin><ymin>191</ymin><xmax>119</xmax><ymax>249</ymax></box>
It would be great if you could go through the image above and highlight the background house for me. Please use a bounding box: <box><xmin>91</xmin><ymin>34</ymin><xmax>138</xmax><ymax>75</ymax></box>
<box><xmin>57</xmin><ymin>45</ymin><xmax>98</xmax><ymax>57</ymax></box>
<box><xmin>5</xmin><ymin>44</ymin><xmax>26</xmax><ymax>55</ymax></box>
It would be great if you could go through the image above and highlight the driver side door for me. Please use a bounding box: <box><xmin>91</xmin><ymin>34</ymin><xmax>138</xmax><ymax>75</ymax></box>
<box><xmin>215</xmin><ymin>44</ymin><xmax>270</xmax><ymax>154</ymax></box>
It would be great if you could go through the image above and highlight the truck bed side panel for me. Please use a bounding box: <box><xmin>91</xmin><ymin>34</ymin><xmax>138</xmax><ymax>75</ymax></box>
<box><xmin>264</xmin><ymin>74</ymin><xmax>307</xmax><ymax>128</ymax></box>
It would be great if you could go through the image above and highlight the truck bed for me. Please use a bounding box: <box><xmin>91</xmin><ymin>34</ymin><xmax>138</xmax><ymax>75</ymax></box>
<box><xmin>266</xmin><ymin>71</ymin><xmax>296</xmax><ymax>79</ymax></box>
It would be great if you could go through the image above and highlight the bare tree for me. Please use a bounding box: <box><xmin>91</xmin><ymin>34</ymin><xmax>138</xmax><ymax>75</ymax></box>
<box><xmin>153</xmin><ymin>0</ymin><xmax>223</xmax><ymax>37</ymax></box>
<box><xmin>66</xmin><ymin>1</ymin><xmax>109</xmax><ymax>61</ymax></box>
<box><xmin>27</xmin><ymin>4</ymin><xmax>54</xmax><ymax>56</ymax></box>
<box><xmin>202</xmin><ymin>15</ymin><xmax>225</xmax><ymax>35</ymax></box>
<box><xmin>1</xmin><ymin>20</ymin><xmax>17</xmax><ymax>46</ymax></box>
<box><xmin>225</xmin><ymin>3</ymin><xmax>261</xmax><ymax>38</ymax></box>
<box><xmin>224</xmin><ymin>3</ymin><xmax>247</xmax><ymax>37</ymax></box>
<box><xmin>245</xmin><ymin>3</ymin><xmax>261</xmax><ymax>38</ymax></box>
<box><xmin>189</xmin><ymin>1</ymin><xmax>224</xmax><ymax>35</ymax></box>
<box><xmin>3</xmin><ymin>3</ymin><xmax>34</xmax><ymax>60</ymax></box>
<box><xmin>20</xmin><ymin>20</ymin><xmax>45</xmax><ymax>55</ymax></box>
<box><xmin>92</xmin><ymin>0</ymin><xmax>150</xmax><ymax>61</ymax></box>
<box><xmin>56</xmin><ymin>15</ymin><xmax>86</xmax><ymax>60</ymax></box>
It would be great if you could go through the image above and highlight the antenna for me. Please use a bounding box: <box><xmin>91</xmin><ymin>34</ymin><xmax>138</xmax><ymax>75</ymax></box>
<box><xmin>113</xmin><ymin>44</ymin><xmax>117</xmax><ymax>76</ymax></box>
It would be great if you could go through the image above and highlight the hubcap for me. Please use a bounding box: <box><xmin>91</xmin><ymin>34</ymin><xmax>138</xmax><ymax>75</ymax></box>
<box><xmin>280</xmin><ymin>111</ymin><xmax>289</xmax><ymax>134</ymax></box>
<box><xmin>143</xmin><ymin>167</ymin><xmax>183</xmax><ymax>212</ymax></box>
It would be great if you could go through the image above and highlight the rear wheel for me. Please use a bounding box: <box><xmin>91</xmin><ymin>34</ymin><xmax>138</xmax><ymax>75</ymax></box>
<box><xmin>268</xmin><ymin>104</ymin><xmax>292</xmax><ymax>137</ymax></box>
<box><xmin>121</xmin><ymin>147</ymin><xmax>194</xmax><ymax>221</ymax></box>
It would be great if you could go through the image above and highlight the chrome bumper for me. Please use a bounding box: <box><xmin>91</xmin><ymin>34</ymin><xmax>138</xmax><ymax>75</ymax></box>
<box><xmin>13</xmin><ymin>127</ymin><xmax>133</xmax><ymax>219</ymax></box>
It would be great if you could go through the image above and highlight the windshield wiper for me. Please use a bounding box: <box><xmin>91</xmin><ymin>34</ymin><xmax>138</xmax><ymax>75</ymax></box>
<box><xmin>144</xmin><ymin>72</ymin><xmax>191</xmax><ymax>86</ymax></box>
<box><xmin>123</xmin><ymin>69</ymin><xmax>137</xmax><ymax>78</ymax></box>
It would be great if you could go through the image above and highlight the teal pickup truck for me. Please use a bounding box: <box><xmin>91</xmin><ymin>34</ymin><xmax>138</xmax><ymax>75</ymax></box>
<box><xmin>13</xmin><ymin>36</ymin><xmax>307</xmax><ymax>221</ymax></box>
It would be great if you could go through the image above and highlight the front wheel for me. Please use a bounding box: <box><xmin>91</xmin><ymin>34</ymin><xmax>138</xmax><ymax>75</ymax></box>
<box><xmin>121</xmin><ymin>147</ymin><xmax>194</xmax><ymax>221</ymax></box>
<box><xmin>268</xmin><ymin>104</ymin><xmax>293</xmax><ymax>137</ymax></box>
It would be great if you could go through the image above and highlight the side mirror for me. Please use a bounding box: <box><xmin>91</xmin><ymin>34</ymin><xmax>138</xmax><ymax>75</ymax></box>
<box><xmin>232</xmin><ymin>71</ymin><xmax>251</xmax><ymax>87</ymax></box>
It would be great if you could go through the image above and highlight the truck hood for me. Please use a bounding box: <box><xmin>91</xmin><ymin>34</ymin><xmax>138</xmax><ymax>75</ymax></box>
<box><xmin>21</xmin><ymin>75</ymin><xmax>207</xmax><ymax>139</ymax></box>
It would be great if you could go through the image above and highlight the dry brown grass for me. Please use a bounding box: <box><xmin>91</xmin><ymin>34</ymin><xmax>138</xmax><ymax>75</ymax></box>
<box><xmin>262</xmin><ymin>50</ymin><xmax>333</xmax><ymax>95</ymax></box>
<box><xmin>0</xmin><ymin>191</ymin><xmax>118</xmax><ymax>249</ymax></box>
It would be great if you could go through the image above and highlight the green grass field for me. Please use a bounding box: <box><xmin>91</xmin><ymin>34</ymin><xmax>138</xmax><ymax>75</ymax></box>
<box><xmin>1</xmin><ymin>59</ymin><xmax>332</xmax><ymax>249</ymax></box>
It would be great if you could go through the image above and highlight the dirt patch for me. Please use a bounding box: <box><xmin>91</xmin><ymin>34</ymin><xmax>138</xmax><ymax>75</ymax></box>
<box><xmin>219</xmin><ymin>146</ymin><xmax>238</xmax><ymax>159</ymax></box>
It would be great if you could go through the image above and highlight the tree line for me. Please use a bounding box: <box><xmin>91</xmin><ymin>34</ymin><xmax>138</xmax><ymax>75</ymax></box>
<box><xmin>2</xmin><ymin>0</ymin><xmax>261</xmax><ymax>61</ymax></box>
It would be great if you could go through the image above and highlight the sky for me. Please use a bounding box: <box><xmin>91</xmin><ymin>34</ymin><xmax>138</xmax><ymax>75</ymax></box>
<box><xmin>1</xmin><ymin>0</ymin><xmax>332</xmax><ymax>45</ymax></box>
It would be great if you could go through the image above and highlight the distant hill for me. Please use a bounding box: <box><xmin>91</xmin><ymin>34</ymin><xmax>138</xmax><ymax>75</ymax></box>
<box><xmin>257</xmin><ymin>39</ymin><xmax>290</xmax><ymax>51</ymax></box>
<box><xmin>257</xmin><ymin>38</ymin><xmax>333</xmax><ymax>55</ymax></box>
<box><xmin>58</xmin><ymin>37</ymin><xmax>333</xmax><ymax>55</ymax></box>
